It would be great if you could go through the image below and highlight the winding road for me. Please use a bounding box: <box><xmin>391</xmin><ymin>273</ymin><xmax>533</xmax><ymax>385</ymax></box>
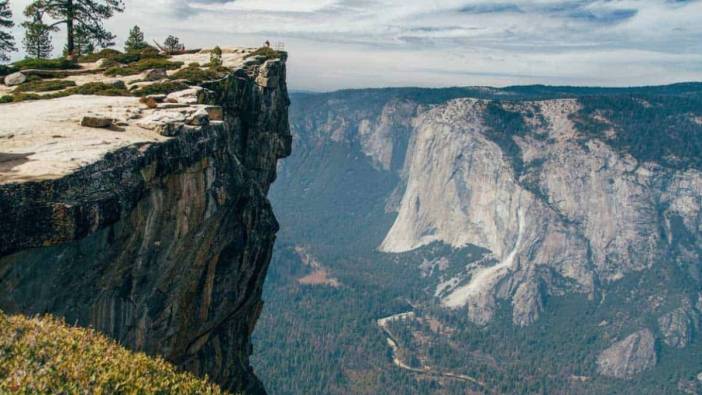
<box><xmin>377</xmin><ymin>311</ymin><xmax>487</xmax><ymax>390</ymax></box>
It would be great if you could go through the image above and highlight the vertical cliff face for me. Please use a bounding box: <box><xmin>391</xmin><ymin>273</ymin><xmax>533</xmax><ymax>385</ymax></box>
<box><xmin>254</xmin><ymin>86</ymin><xmax>702</xmax><ymax>393</ymax></box>
<box><xmin>0</xmin><ymin>56</ymin><xmax>291</xmax><ymax>393</ymax></box>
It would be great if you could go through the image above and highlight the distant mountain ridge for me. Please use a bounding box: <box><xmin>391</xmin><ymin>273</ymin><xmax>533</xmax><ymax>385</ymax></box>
<box><xmin>254</xmin><ymin>83</ymin><xmax>702</xmax><ymax>394</ymax></box>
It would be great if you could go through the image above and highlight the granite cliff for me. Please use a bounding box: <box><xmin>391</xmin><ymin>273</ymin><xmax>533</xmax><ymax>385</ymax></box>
<box><xmin>0</xmin><ymin>48</ymin><xmax>291</xmax><ymax>394</ymax></box>
<box><xmin>254</xmin><ymin>85</ymin><xmax>702</xmax><ymax>394</ymax></box>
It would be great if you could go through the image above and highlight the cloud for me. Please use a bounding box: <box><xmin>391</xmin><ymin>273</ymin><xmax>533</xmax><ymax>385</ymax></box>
<box><xmin>5</xmin><ymin>0</ymin><xmax>702</xmax><ymax>90</ymax></box>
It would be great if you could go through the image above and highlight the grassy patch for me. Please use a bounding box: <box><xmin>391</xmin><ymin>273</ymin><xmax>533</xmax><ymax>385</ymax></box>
<box><xmin>132</xmin><ymin>81</ymin><xmax>190</xmax><ymax>97</ymax></box>
<box><xmin>0</xmin><ymin>81</ymin><xmax>130</xmax><ymax>103</ymax></box>
<box><xmin>78</xmin><ymin>49</ymin><xmax>123</xmax><ymax>63</ymax></box>
<box><xmin>14</xmin><ymin>79</ymin><xmax>77</xmax><ymax>93</ymax></box>
<box><xmin>79</xmin><ymin>47</ymin><xmax>164</xmax><ymax>65</ymax></box>
<box><xmin>0</xmin><ymin>311</ymin><xmax>225</xmax><ymax>394</ymax></box>
<box><xmin>12</xmin><ymin>58</ymin><xmax>80</xmax><ymax>71</ymax></box>
<box><xmin>245</xmin><ymin>47</ymin><xmax>284</xmax><ymax>61</ymax></box>
<box><xmin>105</xmin><ymin>58</ymin><xmax>184</xmax><ymax>77</ymax></box>
<box><xmin>67</xmin><ymin>81</ymin><xmax>130</xmax><ymax>96</ymax></box>
<box><xmin>170</xmin><ymin>65</ymin><xmax>225</xmax><ymax>84</ymax></box>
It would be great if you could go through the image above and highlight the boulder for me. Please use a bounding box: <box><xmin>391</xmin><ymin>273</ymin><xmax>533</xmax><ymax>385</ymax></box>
<box><xmin>4</xmin><ymin>72</ymin><xmax>26</xmax><ymax>86</ymax></box>
<box><xmin>597</xmin><ymin>329</ymin><xmax>657</xmax><ymax>379</ymax></box>
<box><xmin>165</xmin><ymin>87</ymin><xmax>203</xmax><ymax>104</ymax></box>
<box><xmin>144</xmin><ymin>68</ymin><xmax>168</xmax><ymax>81</ymax></box>
<box><xmin>80</xmin><ymin>116</ymin><xmax>113</xmax><ymax>128</ymax></box>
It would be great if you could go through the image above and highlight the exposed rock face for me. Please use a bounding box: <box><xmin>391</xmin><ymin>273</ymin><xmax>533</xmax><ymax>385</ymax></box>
<box><xmin>597</xmin><ymin>329</ymin><xmax>657</xmax><ymax>379</ymax></box>
<box><xmin>379</xmin><ymin>97</ymin><xmax>702</xmax><ymax>326</ymax></box>
<box><xmin>0</xmin><ymin>56</ymin><xmax>291</xmax><ymax>394</ymax></box>
<box><xmin>658</xmin><ymin>303</ymin><xmax>698</xmax><ymax>349</ymax></box>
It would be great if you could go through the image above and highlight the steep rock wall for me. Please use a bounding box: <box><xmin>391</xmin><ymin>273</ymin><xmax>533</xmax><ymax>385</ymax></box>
<box><xmin>0</xmin><ymin>58</ymin><xmax>291</xmax><ymax>394</ymax></box>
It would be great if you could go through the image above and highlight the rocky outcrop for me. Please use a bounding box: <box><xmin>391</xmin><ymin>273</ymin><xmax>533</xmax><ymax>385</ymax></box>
<box><xmin>0</xmin><ymin>55</ymin><xmax>291</xmax><ymax>394</ymax></box>
<box><xmin>379</xmin><ymin>97</ymin><xmax>702</xmax><ymax>326</ymax></box>
<box><xmin>597</xmin><ymin>329</ymin><xmax>657</xmax><ymax>379</ymax></box>
<box><xmin>658</xmin><ymin>303</ymin><xmax>698</xmax><ymax>349</ymax></box>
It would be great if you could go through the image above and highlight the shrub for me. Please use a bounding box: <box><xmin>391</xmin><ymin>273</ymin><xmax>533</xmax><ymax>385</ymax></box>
<box><xmin>132</xmin><ymin>81</ymin><xmax>190</xmax><ymax>97</ymax></box>
<box><xmin>0</xmin><ymin>81</ymin><xmax>130</xmax><ymax>103</ymax></box>
<box><xmin>1</xmin><ymin>92</ymin><xmax>42</xmax><ymax>102</ymax></box>
<box><xmin>140</xmin><ymin>46</ymin><xmax>161</xmax><ymax>58</ymax></box>
<box><xmin>78</xmin><ymin>48</ymin><xmax>122</xmax><ymax>63</ymax></box>
<box><xmin>0</xmin><ymin>64</ymin><xmax>18</xmax><ymax>77</ymax></box>
<box><xmin>210</xmin><ymin>46</ymin><xmax>223</xmax><ymax>68</ymax></box>
<box><xmin>245</xmin><ymin>46</ymin><xmax>283</xmax><ymax>61</ymax></box>
<box><xmin>79</xmin><ymin>47</ymin><xmax>165</xmax><ymax>65</ymax></box>
<box><xmin>170</xmin><ymin>65</ymin><xmax>224</xmax><ymax>84</ymax></box>
<box><xmin>14</xmin><ymin>79</ymin><xmax>77</xmax><ymax>93</ymax></box>
<box><xmin>67</xmin><ymin>81</ymin><xmax>129</xmax><ymax>96</ymax></box>
<box><xmin>0</xmin><ymin>311</ymin><xmax>225</xmax><ymax>394</ymax></box>
<box><xmin>12</xmin><ymin>58</ymin><xmax>80</xmax><ymax>71</ymax></box>
<box><xmin>105</xmin><ymin>58</ymin><xmax>184</xmax><ymax>77</ymax></box>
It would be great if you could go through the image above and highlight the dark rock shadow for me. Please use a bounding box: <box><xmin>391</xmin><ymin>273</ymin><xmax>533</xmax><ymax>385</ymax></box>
<box><xmin>0</xmin><ymin>152</ymin><xmax>34</xmax><ymax>173</ymax></box>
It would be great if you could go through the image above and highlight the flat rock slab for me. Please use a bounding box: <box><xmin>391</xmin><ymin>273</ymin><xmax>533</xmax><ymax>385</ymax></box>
<box><xmin>0</xmin><ymin>95</ymin><xmax>167</xmax><ymax>184</ymax></box>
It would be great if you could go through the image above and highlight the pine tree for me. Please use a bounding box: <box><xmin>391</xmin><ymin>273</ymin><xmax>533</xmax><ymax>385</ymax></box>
<box><xmin>163</xmin><ymin>35</ymin><xmax>184</xmax><ymax>54</ymax></box>
<box><xmin>72</xmin><ymin>25</ymin><xmax>95</xmax><ymax>55</ymax></box>
<box><xmin>25</xmin><ymin>0</ymin><xmax>123</xmax><ymax>58</ymax></box>
<box><xmin>0</xmin><ymin>0</ymin><xmax>16</xmax><ymax>62</ymax></box>
<box><xmin>22</xmin><ymin>11</ymin><xmax>54</xmax><ymax>59</ymax></box>
<box><xmin>124</xmin><ymin>25</ymin><xmax>146</xmax><ymax>52</ymax></box>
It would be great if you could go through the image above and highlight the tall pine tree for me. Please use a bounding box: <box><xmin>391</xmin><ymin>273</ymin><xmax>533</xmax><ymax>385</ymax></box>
<box><xmin>22</xmin><ymin>11</ymin><xmax>54</xmax><ymax>59</ymax></box>
<box><xmin>0</xmin><ymin>0</ymin><xmax>16</xmax><ymax>62</ymax></box>
<box><xmin>25</xmin><ymin>0</ymin><xmax>123</xmax><ymax>58</ymax></box>
<box><xmin>124</xmin><ymin>25</ymin><xmax>146</xmax><ymax>52</ymax></box>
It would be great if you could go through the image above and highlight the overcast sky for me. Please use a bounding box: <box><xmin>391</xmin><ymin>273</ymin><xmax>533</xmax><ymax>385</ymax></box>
<box><xmin>7</xmin><ymin>0</ymin><xmax>702</xmax><ymax>91</ymax></box>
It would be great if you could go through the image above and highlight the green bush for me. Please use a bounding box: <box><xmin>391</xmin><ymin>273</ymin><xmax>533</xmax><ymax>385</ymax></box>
<box><xmin>0</xmin><ymin>311</ymin><xmax>225</xmax><ymax>394</ymax></box>
<box><xmin>67</xmin><ymin>81</ymin><xmax>129</xmax><ymax>96</ymax></box>
<box><xmin>105</xmin><ymin>58</ymin><xmax>184</xmax><ymax>77</ymax></box>
<box><xmin>14</xmin><ymin>79</ymin><xmax>77</xmax><ymax>93</ymax></box>
<box><xmin>245</xmin><ymin>47</ymin><xmax>284</xmax><ymax>61</ymax></box>
<box><xmin>170</xmin><ymin>65</ymin><xmax>225</xmax><ymax>84</ymax></box>
<box><xmin>0</xmin><ymin>92</ymin><xmax>42</xmax><ymax>102</ymax></box>
<box><xmin>210</xmin><ymin>46</ymin><xmax>223</xmax><ymax>68</ymax></box>
<box><xmin>0</xmin><ymin>81</ymin><xmax>130</xmax><ymax>103</ymax></box>
<box><xmin>78</xmin><ymin>48</ymin><xmax>123</xmax><ymax>63</ymax></box>
<box><xmin>0</xmin><ymin>64</ymin><xmax>18</xmax><ymax>77</ymax></box>
<box><xmin>79</xmin><ymin>47</ymin><xmax>166</xmax><ymax>65</ymax></box>
<box><xmin>12</xmin><ymin>58</ymin><xmax>80</xmax><ymax>71</ymax></box>
<box><xmin>132</xmin><ymin>81</ymin><xmax>190</xmax><ymax>97</ymax></box>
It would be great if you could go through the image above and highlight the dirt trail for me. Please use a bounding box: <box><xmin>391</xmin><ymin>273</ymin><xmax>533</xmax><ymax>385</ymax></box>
<box><xmin>376</xmin><ymin>311</ymin><xmax>487</xmax><ymax>390</ymax></box>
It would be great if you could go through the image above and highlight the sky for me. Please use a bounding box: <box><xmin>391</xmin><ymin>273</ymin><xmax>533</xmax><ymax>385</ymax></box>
<box><xmin>6</xmin><ymin>0</ymin><xmax>702</xmax><ymax>91</ymax></box>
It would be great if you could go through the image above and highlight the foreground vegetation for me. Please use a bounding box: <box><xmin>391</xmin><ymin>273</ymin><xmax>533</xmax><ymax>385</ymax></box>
<box><xmin>0</xmin><ymin>311</ymin><xmax>226</xmax><ymax>394</ymax></box>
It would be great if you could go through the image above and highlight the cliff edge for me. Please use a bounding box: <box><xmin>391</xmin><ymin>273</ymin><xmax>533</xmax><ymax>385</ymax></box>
<box><xmin>0</xmin><ymin>47</ymin><xmax>291</xmax><ymax>393</ymax></box>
